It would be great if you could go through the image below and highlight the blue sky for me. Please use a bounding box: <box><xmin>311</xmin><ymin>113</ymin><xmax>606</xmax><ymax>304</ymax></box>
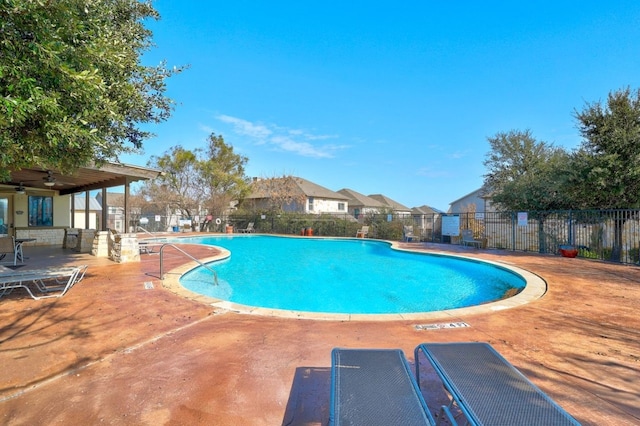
<box><xmin>121</xmin><ymin>1</ymin><xmax>640</xmax><ymax>211</ymax></box>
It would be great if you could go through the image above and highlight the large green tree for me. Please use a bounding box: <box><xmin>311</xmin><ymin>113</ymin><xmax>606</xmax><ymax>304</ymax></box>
<box><xmin>571</xmin><ymin>86</ymin><xmax>640</xmax><ymax>209</ymax></box>
<box><xmin>571</xmin><ymin>87</ymin><xmax>640</xmax><ymax>260</ymax></box>
<box><xmin>141</xmin><ymin>133</ymin><xmax>249</xmax><ymax>222</ymax></box>
<box><xmin>483</xmin><ymin>129</ymin><xmax>573</xmax><ymax>212</ymax></box>
<box><xmin>0</xmin><ymin>0</ymin><xmax>182</xmax><ymax>181</ymax></box>
<box><xmin>196</xmin><ymin>133</ymin><xmax>250</xmax><ymax>218</ymax></box>
<box><xmin>142</xmin><ymin>145</ymin><xmax>201</xmax><ymax>219</ymax></box>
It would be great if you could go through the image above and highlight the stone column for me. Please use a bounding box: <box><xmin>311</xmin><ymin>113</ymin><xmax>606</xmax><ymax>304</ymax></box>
<box><xmin>112</xmin><ymin>233</ymin><xmax>140</xmax><ymax>263</ymax></box>
<box><xmin>91</xmin><ymin>231</ymin><xmax>110</xmax><ymax>258</ymax></box>
<box><xmin>76</xmin><ymin>229</ymin><xmax>96</xmax><ymax>253</ymax></box>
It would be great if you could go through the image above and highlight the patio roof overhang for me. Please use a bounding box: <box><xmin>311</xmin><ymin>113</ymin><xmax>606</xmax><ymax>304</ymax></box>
<box><xmin>5</xmin><ymin>163</ymin><xmax>163</xmax><ymax>195</ymax></box>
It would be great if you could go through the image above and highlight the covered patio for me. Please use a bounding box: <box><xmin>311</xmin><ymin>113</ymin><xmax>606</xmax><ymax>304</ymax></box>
<box><xmin>0</xmin><ymin>241</ymin><xmax>638</xmax><ymax>425</ymax></box>
<box><xmin>1</xmin><ymin>163</ymin><xmax>162</xmax><ymax>249</ymax></box>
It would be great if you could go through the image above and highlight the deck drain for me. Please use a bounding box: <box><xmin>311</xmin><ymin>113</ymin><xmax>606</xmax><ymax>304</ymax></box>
<box><xmin>143</xmin><ymin>281</ymin><xmax>154</xmax><ymax>290</ymax></box>
<box><xmin>414</xmin><ymin>322</ymin><xmax>469</xmax><ymax>330</ymax></box>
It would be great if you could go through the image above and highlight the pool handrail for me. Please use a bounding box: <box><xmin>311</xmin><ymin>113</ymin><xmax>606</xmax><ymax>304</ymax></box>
<box><xmin>158</xmin><ymin>243</ymin><xmax>218</xmax><ymax>285</ymax></box>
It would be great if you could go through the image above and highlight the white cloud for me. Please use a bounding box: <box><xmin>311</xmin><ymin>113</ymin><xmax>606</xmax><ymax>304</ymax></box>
<box><xmin>216</xmin><ymin>114</ymin><xmax>272</xmax><ymax>140</ymax></box>
<box><xmin>215</xmin><ymin>114</ymin><xmax>348</xmax><ymax>158</ymax></box>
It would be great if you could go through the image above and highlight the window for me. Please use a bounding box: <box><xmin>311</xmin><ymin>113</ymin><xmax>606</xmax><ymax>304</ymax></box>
<box><xmin>308</xmin><ymin>197</ymin><xmax>314</xmax><ymax>211</ymax></box>
<box><xmin>29</xmin><ymin>196</ymin><xmax>53</xmax><ymax>226</ymax></box>
<box><xmin>338</xmin><ymin>203</ymin><xmax>345</xmax><ymax>211</ymax></box>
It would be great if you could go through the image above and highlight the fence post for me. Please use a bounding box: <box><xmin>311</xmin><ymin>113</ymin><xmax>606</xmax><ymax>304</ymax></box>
<box><xmin>511</xmin><ymin>212</ymin><xmax>516</xmax><ymax>250</ymax></box>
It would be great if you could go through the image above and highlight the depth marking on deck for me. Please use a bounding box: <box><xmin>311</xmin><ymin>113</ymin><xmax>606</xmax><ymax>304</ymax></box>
<box><xmin>414</xmin><ymin>322</ymin><xmax>469</xmax><ymax>330</ymax></box>
<box><xmin>143</xmin><ymin>281</ymin><xmax>155</xmax><ymax>290</ymax></box>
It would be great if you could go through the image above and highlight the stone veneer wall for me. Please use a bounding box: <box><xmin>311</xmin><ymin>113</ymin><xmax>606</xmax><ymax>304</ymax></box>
<box><xmin>91</xmin><ymin>231</ymin><xmax>140</xmax><ymax>263</ymax></box>
<box><xmin>15</xmin><ymin>228</ymin><xmax>65</xmax><ymax>247</ymax></box>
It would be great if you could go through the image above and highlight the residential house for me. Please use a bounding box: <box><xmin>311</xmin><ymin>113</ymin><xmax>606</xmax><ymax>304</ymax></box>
<box><xmin>411</xmin><ymin>205</ymin><xmax>444</xmax><ymax>240</ymax></box>
<box><xmin>368</xmin><ymin>194</ymin><xmax>412</xmax><ymax>217</ymax></box>
<box><xmin>337</xmin><ymin>188</ymin><xmax>385</xmax><ymax>219</ymax></box>
<box><xmin>448</xmin><ymin>187</ymin><xmax>494</xmax><ymax>214</ymax></box>
<box><xmin>96</xmin><ymin>192</ymin><xmax>127</xmax><ymax>232</ymax></box>
<box><xmin>72</xmin><ymin>195</ymin><xmax>103</xmax><ymax>230</ymax></box>
<box><xmin>243</xmin><ymin>177</ymin><xmax>349</xmax><ymax>214</ymax></box>
<box><xmin>96</xmin><ymin>192</ymin><xmax>149</xmax><ymax>232</ymax></box>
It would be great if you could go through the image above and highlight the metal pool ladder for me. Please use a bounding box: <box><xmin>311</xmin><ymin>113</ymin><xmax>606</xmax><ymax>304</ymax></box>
<box><xmin>158</xmin><ymin>243</ymin><xmax>219</xmax><ymax>285</ymax></box>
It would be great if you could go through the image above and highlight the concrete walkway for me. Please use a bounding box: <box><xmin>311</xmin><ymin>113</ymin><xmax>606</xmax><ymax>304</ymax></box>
<box><xmin>0</xmin><ymin>238</ymin><xmax>638</xmax><ymax>425</ymax></box>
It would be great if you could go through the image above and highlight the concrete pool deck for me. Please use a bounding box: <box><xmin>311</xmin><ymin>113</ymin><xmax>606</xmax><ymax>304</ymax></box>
<box><xmin>0</xmin><ymin>237</ymin><xmax>638</xmax><ymax>425</ymax></box>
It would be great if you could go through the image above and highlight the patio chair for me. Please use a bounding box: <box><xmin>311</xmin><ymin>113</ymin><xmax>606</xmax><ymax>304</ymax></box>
<box><xmin>238</xmin><ymin>222</ymin><xmax>255</xmax><ymax>233</ymax></box>
<box><xmin>403</xmin><ymin>225</ymin><xmax>417</xmax><ymax>242</ymax></box>
<box><xmin>355</xmin><ymin>225</ymin><xmax>369</xmax><ymax>238</ymax></box>
<box><xmin>461</xmin><ymin>229</ymin><xmax>482</xmax><ymax>248</ymax></box>
<box><xmin>330</xmin><ymin>348</ymin><xmax>434</xmax><ymax>426</ymax></box>
<box><xmin>414</xmin><ymin>342</ymin><xmax>581</xmax><ymax>426</ymax></box>
<box><xmin>0</xmin><ymin>265</ymin><xmax>88</xmax><ymax>300</ymax></box>
<box><xmin>0</xmin><ymin>236</ymin><xmax>18</xmax><ymax>266</ymax></box>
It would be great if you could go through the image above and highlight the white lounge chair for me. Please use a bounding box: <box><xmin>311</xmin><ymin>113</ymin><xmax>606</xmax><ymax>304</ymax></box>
<box><xmin>403</xmin><ymin>226</ymin><xmax>417</xmax><ymax>242</ymax></box>
<box><xmin>0</xmin><ymin>265</ymin><xmax>87</xmax><ymax>300</ymax></box>
<box><xmin>238</xmin><ymin>222</ymin><xmax>255</xmax><ymax>233</ymax></box>
<box><xmin>356</xmin><ymin>226</ymin><xmax>369</xmax><ymax>238</ymax></box>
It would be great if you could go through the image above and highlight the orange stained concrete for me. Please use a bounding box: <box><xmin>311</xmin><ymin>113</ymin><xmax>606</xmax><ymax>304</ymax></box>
<box><xmin>0</xmin><ymin>238</ymin><xmax>638</xmax><ymax>425</ymax></box>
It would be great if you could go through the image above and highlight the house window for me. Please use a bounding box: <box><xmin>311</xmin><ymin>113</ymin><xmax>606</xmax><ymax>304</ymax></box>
<box><xmin>28</xmin><ymin>195</ymin><xmax>53</xmax><ymax>226</ymax></box>
<box><xmin>308</xmin><ymin>197</ymin><xmax>314</xmax><ymax>211</ymax></box>
<box><xmin>338</xmin><ymin>203</ymin><xmax>345</xmax><ymax>211</ymax></box>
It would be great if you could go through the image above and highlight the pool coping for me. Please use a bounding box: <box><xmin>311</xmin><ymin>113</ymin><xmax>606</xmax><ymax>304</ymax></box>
<box><xmin>160</xmin><ymin>238</ymin><xmax>548</xmax><ymax>322</ymax></box>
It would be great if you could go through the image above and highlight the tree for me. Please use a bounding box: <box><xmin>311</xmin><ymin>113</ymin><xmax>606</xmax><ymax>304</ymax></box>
<box><xmin>572</xmin><ymin>86</ymin><xmax>640</xmax><ymax>209</ymax></box>
<box><xmin>0</xmin><ymin>0</ymin><xmax>182</xmax><ymax>181</ymax></box>
<box><xmin>572</xmin><ymin>87</ymin><xmax>640</xmax><ymax>260</ymax></box>
<box><xmin>197</xmin><ymin>133</ymin><xmax>250</xmax><ymax>218</ymax></box>
<box><xmin>483</xmin><ymin>129</ymin><xmax>573</xmax><ymax>212</ymax></box>
<box><xmin>244</xmin><ymin>175</ymin><xmax>307</xmax><ymax>212</ymax></box>
<box><xmin>141</xmin><ymin>146</ymin><xmax>201</xmax><ymax>219</ymax></box>
<box><xmin>140</xmin><ymin>134</ymin><xmax>250</xmax><ymax>224</ymax></box>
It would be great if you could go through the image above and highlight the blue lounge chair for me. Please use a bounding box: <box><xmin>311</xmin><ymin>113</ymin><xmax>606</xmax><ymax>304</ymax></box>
<box><xmin>414</xmin><ymin>342</ymin><xmax>581</xmax><ymax>425</ymax></box>
<box><xmin>330</xmin><ymin>348</ymin><xmax>434</xmax><ymax>426</ymax></box>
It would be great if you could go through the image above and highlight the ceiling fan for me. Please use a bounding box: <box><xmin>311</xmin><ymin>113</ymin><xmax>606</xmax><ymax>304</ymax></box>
<box><xmin>20</xmin><ymin>170</ymin><xmax>67</xmax><ymax>188</ymax></box>
<box><xmin>43</xmin><ymin>170</ymin><xmax>58</xmax><ymax>187</ymax></box>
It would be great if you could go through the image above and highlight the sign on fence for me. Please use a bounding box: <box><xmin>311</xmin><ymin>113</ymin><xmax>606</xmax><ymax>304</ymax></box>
<box><xmin>517</xmin><ymin>212</ymin><xmax>528</xmax><ymax>226</ymax></box>
<box><xmin>442</xmin><ymin>214</ymin><xmax>460</xmax><ymax>236</ymax></box>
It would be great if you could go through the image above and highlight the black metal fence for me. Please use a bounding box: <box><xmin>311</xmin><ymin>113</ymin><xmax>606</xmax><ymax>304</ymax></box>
<box><xmin>224</xmin><ymin>209</ymin><xmax>640</xmax><ymax>265</ymax></box>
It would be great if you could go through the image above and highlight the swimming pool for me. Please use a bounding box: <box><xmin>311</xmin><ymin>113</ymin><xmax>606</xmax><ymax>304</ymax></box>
<box><xmin>175</xmin><ymin>235</ymin><xmax>528</xmax><ymax>315</ymax></box>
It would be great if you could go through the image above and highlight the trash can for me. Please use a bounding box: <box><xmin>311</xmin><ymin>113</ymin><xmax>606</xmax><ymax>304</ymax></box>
<box><xmin>172</xmin><ymin>226</ymin><xmax>179</xmax><ymax>232</ymax></box>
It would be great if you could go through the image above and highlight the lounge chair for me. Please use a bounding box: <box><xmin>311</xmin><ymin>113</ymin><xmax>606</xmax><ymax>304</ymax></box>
<box><xmin>355</xmin><ymin>226</ymin><xmax>369</xmax><ymax>238</ymax></box>
<box><xmin>330</xmin><ymin>348</ymin><xmax>434</xmax><ymax>426</ymax></box>
<box><xmin>238</xmin><ymin>222</ymin><xmax>255</xmax><ymax>233</ymax></box>
<box><xmin>414</xmin><ymin>342</ymin><xmax>580</xmax><ymax>426</ymax></box>
<box><xmin>0</xmin><ymin>265</ymin><xmax>88</xmax><ymax>300</ymax></box>
<box><xmin>403</xmin><ymin>225</ymin><xmax>418</xmax><ymax>242</ymax></box>
<box><xmin>0</xmin><ymin>236</ymin><xmax>19</xmax><ymax>266</ymax></box>
<box><xmin>461</xmin><ymin>229</ymin><xmax>482</xmax><ymax>248</ymax></box>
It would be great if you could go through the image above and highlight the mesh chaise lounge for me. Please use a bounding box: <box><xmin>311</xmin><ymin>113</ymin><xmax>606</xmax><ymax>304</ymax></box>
<box><xmin>330</xmin><ymin>348</ymin><xmax>434</xmax><ymax>426</ymax></box>
<box><xmin>0</xmin><ymin>265</ymin><xmax>87</xmax><ymax>300</ymax></box>
<box><xmin>414</xmin><ymin>342</ymin><xmax>581</xmax><ymax>426</ymax></box>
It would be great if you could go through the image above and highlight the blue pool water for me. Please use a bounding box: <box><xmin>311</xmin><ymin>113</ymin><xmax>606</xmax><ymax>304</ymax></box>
<box><xmin>177</xmin><ymin>235</ymin><xmax>525</xmax><ymax>314</ymax></box>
